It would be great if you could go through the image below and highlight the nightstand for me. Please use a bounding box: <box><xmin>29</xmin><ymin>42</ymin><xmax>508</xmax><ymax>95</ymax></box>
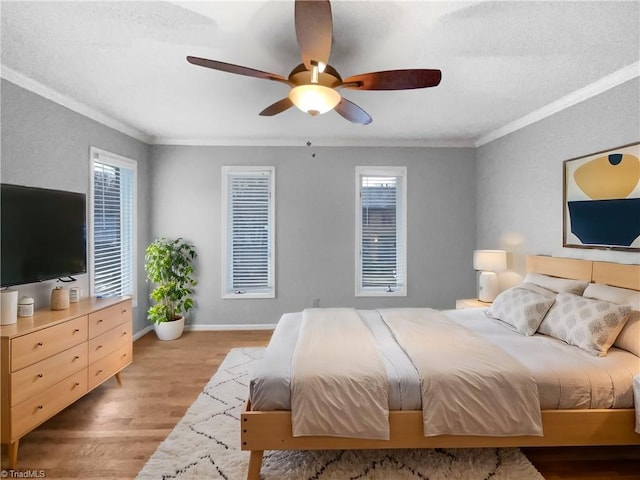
<box><xmin>456</xmin><ymin>298</ymin><xmax>492</xmax><ymax>309</ymax></box>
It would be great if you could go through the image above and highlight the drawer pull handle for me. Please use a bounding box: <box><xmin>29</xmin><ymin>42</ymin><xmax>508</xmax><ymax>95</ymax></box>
<box><xmin>97</xmin><ymin>319</ymin><xmax>103</xmax><ymax>324</ymax></box>
<box><xmin>96</xmin><ymin>345</ymin><xmax>103</xmax><ymax>350</ymax></box>
<box><xmin>96</xmin><ymin>369</ymin><xmax>103</xmax><ymax>375</ymax></box>
<box><xmin>37</xmin><ymin>405</ymin><xmax>43</xmax><ymax>409</ymax></box>
<box><xmin>73</xmin><ymin>329</ymin><xmax>80</xmax><ymax>333</ymax></box>
<box><xmin>121</xmin><ymin>309</ymin><xmax>127</xmax><ymax>314</ymax></box>
<box><xmin>37</xmin><ymin>373</ymin><xmax>43</xmax><ymax>378</ymax></box>
<box><xmin>74</xmin><ymin>382</ymin><xmax>80</xmax><ymax>387</ymax></box>
<box><xmin>37</xmin><ymin>342</ymin><xmax>43</xmax><ymax>347</ymax></box>
<box><xmin>73</xmin><ymin>356</ymin><xmax>80</xmax><ymax>360</ymax></box>
<box><xmin>121</xmin><ymin>353</ymin><xmax>127</xmax><ymax>358</ymax></box>
<box><xmin>122</xmin><ymin>331</ymin><xmax>127</xmax><ymax>336</ymax></box>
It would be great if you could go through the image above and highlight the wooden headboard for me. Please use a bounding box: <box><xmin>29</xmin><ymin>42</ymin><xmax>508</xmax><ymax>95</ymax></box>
<box><xmin>592</xmin><ymin>262</ymin><xmax>640</xmax><ymax>291</ymax></box>
<box><xmin>525</xmin><ymin>256</ymin><xmax>592</xmax><ymax>281</ymax></box>
<box><xmin>526</xmin><ymin>255</ymin><xmax>640</xmax><ymax>291</ymax></box>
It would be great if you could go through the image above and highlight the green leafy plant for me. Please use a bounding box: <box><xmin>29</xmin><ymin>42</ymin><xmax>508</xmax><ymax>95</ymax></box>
<box><xmin>145</xmin><ymin>237</ymin><xmax>197</xmax><ymax>324</ymax></box>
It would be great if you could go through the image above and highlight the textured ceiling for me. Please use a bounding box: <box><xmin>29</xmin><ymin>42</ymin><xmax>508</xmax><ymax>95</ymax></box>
<box><xmin>1</xmin><ymin>1</ymin><xmax>638</xmax><ymax>146</ymax></box>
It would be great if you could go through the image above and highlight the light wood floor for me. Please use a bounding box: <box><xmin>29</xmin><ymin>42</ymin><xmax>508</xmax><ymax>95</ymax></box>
<box><xmin>3</xmin><ymin>330</ymin><xmax>639</xmax><ymax>479</ymax></box>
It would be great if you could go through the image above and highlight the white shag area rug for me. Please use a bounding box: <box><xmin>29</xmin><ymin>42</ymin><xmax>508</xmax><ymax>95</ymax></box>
<box><xmin>137</xmin><ymin>347</ymin><xmax>544</xmax><ymax>480</ymax></box>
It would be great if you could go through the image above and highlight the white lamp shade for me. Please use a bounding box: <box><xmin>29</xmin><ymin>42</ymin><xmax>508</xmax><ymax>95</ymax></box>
<box><xmin>473</xmin><ymin>250</ymin><xmax>507</xmax><ymax>272</ymax></box>
<box><xmin>288</xmin><ymin>84</ymin><xmax>341</xmax><ymax>116</ymax></box>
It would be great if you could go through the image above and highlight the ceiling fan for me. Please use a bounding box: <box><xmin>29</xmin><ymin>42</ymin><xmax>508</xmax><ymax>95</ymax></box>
<box><xmin>186</xmin><ymin>0</ymin><xmax>442</xmax><ymax>125</ymax></box>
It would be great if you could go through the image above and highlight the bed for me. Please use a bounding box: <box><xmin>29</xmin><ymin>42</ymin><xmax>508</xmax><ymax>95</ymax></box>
<box><xmin>241</xmin><ymin>256</ymin><xmax>640</xmax><ymax>479</ymax></box>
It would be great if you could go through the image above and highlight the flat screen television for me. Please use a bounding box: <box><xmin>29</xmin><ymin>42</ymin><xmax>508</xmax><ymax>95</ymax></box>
<box><xmin>1</xmin><ymin>184</ymin><xmax>87</xmax><ymax>287</ymax></box>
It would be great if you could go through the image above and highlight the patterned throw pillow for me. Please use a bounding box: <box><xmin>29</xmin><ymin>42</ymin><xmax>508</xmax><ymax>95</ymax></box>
<box><xmin>537</xmin><ymin>292</ymin><xmax>631</xmax><ymax>357</ymax></box>
<box><xmin>486</xmin><ymin>287</ymin><xmax>556</xmax><ymax>335</ymax></box>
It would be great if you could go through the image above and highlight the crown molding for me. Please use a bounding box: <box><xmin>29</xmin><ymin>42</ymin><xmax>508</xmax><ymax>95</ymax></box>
<box><xmin>150</xmin><ymin>136</ymin><xmax>475</xmax><ymax>148</ymax></box>
<box><xmin>1</xmin><ymin>65</ymin><xmax>152</xmax><ymax>144</ymax></box>
<box><xmin>3</xmin><ymin>60</ymin><xmax>637</xmax><ymax>150</ymax></box>
<box><xmin>475</xmin><ymin>61</ymin><xmax>640</xmax><ymax>147</ymax></box>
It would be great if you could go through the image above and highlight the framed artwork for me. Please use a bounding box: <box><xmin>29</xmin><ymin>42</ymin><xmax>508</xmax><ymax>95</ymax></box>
<box><xmin>563</xmin><ymin>142</ymin><xmax>640</xmax><ymax>252</ymax></box>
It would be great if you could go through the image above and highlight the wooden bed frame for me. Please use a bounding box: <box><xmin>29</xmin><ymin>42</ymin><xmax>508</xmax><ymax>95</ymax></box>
<box><xmin>241</xmin><ymin>255</ymin><xmax>640</xmax><ymax>479</ymax></box>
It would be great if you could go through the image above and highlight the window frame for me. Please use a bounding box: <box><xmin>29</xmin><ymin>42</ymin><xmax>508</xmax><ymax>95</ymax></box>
<box><xmin>221</xmin><ymin>165</ymin><xmax>276</xmax><ymax>299</ymax></box>
<box><xmin>89</xmin><ymin>147</ymin><xmax>138</xmax><ymax>306</ymax></box>
<box><xmin>355</xmin><ymin>165</ymin><xmax>407</xmax><ymax>297</ymax></box>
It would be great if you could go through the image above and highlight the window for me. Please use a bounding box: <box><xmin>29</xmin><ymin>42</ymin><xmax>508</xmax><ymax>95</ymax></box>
<box><xmin>222</xmin><ymin>166</ymin><xmax>275</xmax><ymax>298</ymax></box>
<box><xmin>89</xmin><ymin>147</ymin><xmax>137</xmax><ymax>304</ymax></box>
<box><xmin>355</xmin><ymin>166</ymin><xmax>407</xmax><ymax>296</ymax></box>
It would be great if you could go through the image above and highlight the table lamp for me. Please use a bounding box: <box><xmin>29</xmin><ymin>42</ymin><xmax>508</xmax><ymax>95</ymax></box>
<box><xmin>473</xmin><ymin>250</ymin><xmax>507</xmax><ymax>302</ymax></box>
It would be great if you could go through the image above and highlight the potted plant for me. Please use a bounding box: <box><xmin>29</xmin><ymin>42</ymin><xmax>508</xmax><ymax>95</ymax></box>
<box><xmin>144</xmin><ymin>237</ymin><xmax>197</xmax><ymax>341</ymax></box>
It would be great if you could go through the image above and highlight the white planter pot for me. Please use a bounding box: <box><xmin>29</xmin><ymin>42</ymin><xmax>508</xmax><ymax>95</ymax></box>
<box><xmin>154</xmin><ymin>316</ymin><xmax>185</xmax><ymax>341</ymax></box>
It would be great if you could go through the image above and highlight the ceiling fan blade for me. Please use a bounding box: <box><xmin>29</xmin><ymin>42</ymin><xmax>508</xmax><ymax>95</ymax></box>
<box><xmin>334</xmin><ymin>98</ymin><xmax>372</xmax><ymax>125</ymax></box>
<box><xmin>295</xmin><ymin>0</ymin><xmax>332</xmax><ymax>71</ymax></box>
<box><xmin>259</xmin><ymin>98</ymin><xmax>294</xmax><ymax>117</ymax></box>
<box><xmin>187</xmin><ymin>56</ymin><xmax>290</xmax><ymax>85</ymax></box>
<box><xmin>343</xmin><ymin>69</ymin><xmax>442</xmax><ymax>90</ymax></box>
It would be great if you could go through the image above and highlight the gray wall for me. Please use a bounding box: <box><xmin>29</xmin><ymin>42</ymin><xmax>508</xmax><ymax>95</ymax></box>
<box><xmin>1</xmin><ymin>79</ymin><xmax>152</xmax><ymax>333</ymax></box>
<box><xmin>477</xmin><ymin>78</ymin><xmax>640</xmax><ymax>288</ymax></box>
<box><xmin>150</xmin><ymin>145</ymin><xmax>477</xmax><ymax>326</ymax></box>
<box><xmin>14</xmin><ymin>73</ymin><xmax>637</xmax><ymax>331</ymax></box>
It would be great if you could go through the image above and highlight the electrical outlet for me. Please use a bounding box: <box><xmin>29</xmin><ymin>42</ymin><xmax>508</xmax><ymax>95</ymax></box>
<box><xmin>311</xmin><ymin>297</ymin><xmax>320</xmax><ymax>308</ymax></box>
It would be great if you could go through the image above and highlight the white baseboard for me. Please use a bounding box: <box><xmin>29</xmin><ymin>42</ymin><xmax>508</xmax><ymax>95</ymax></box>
<box><xmin>133</xmin><ymin>325</ymin><xmax>154</xmax><ymax>341</ymax></box>
<box><xmin>133</xmin><ymin>323</ymin><xmax>276</xmax><ymax>339</ymax></box>
<box><xmin>185</xmin><ymin>324</ymin><xmax>276</xmax><ymax>331</ymax></box>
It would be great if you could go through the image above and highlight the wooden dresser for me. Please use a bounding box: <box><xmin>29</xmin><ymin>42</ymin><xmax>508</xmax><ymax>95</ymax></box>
<box><xmin>0</xmin><ymin>296</ymin><xmax>132</xmax><ymax>468</ymax></box>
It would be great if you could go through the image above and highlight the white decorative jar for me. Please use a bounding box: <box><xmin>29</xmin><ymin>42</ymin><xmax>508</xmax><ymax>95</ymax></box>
<box><xmin>17</xmin><ymin>296</ymin><xmax>35</xmax><ymax>317</ymax></box>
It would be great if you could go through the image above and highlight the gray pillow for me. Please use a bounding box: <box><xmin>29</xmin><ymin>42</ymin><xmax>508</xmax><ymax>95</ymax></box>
<box><xmin>537</xmin><ymin>292</ymin><xmax>631</xmax><ymax>357</ymax></box>
<box><xmin>520</xmin><ymin>282</ymin><xmax>556</xmax><ymax>298</ymax></box>
<box><xmin>486</xmin><ymin>287</ymin><xmax>556</xmax><ymax>335</ymax></box>
<box><xmin>523</xmin><ymin>272</ymin><xmax>589</xmax><ymax>295</ymax></box>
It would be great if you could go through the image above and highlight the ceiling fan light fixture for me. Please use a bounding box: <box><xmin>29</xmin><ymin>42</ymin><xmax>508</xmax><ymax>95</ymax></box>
<box><xmin>288</xmin><ymin>84</ymin><xmax>341</xmax><ymax>116</ymax></box>
<box><xmin>187</xmin><ymin>0</ymin><xmax>441</xmax><ymax>124</ymax></box>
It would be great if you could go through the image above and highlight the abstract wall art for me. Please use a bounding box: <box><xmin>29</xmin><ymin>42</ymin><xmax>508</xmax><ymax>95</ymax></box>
<box><xmin>563</xmin><ymin>142</ymin><xmax>640</xmax><ymax>252</ymax></box>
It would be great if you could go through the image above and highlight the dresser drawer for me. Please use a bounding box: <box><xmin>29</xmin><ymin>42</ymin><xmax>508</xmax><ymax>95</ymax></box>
<box><xmin>11</xmin><ymin>342</ymin><xmax>88</xmax><ymax>407</ymax></box>
<box><xmin>11</xmin><ymin>316</ymin><xmax>88</xmax><ymax>372</ymax></box>
<box><xmin>11</xmin><ymin>368</ymin><xmax>87</xmax><ymax>441</ymax></box>
<box><xmin>88</xmin><ymin>321</ymin><xmax>132</xmax><ymax>363</ymax></box>
<box><xmin>88</xmin><ymin>300</ymin><xmax>132</xmax><ymax>339</ymax></box>
<box><xmin>88</xmin><ymin>344</ymin><xmax>132</xmax><ymax>390</ymax></box>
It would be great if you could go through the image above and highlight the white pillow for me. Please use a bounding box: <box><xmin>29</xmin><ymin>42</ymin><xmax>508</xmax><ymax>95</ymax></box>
<box><xmin>537</xmin><ymin>292</ymin><xmax>631</xmax><ymax>357</ymax></box>
<box><xmin>583</xmin><ymin>283</ymin><xmax>640</xmax><ymax>357</ymax></box>
<box><xmin>486</xmin><ymin>287</ymin><xmax>556</xmax><ymax>335</ymax></box>
<box><xmin>583</xmin><ymin>283</ymin><xmax>640</xmax><ymax>309</ymax></box>
<box><xmin>524</xmin><ymin>272</ymin><xmax>589</xmax><ymax>295</ymax></box>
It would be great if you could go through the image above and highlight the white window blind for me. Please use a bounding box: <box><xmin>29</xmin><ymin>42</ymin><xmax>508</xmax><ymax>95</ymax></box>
<box><xmin>222</xmin><ymin>166</ymin><xmax>275</xmax><ymax>298</ymax></box>
<box><xmin>356</xmin><ymin>166</ymin><xmax>406</xmax><ymax>296</ymax></box>
<box><xmin>90</xmin><ymin>148</ymin><xmax>137</xmax><ymax>303</ymax></box>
